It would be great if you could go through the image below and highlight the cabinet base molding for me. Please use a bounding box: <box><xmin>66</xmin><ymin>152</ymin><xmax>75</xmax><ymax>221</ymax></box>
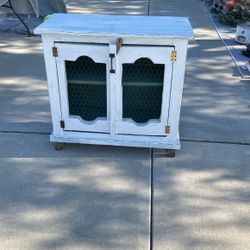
<box><xmin>50</xmin><ymin>132</ymin><xmax>180</xmax><ymax>150</ymax></box>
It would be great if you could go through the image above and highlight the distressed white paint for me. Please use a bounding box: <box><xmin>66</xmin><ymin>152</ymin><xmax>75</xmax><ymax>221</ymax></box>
<box><xmin>109</xmin><ymin>44</ymin><xmax>117</xmax><ymax>137</ymax></box>
<box><xmin>50</xmin><ymin>132</ymin><xmax>181</xmax><ymax>150</ymax></box>
<box><xmin>116</xmin><ymin>46</ymin><xmax>173</xmax><ymax>136</ymax></box>
<box><xmin>35</xmin><ymin>14</ymin><xmax>194</xmax><ymax>150</ymax></box>
<box><xmin>35</xmin><ymin>14</ymin><xmax>194</xmax><ymax>39</ymax></box>
<box><xmin>55</xmin><ymin>43</ymin><xmax>110</xmax><ymax>133</ymax></box>
<box><xmin>41</xmin><ymin>36</ymin><xmax>64</xmax><ymax>137</ymax></box>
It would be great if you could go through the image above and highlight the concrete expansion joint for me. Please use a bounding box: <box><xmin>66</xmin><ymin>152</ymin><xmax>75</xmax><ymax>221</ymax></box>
<box><xmin>147</xmin><ymin>0</ymin><xmax>151</xmax><ymax>16</ymax></box>
<box><xmin>0</xmin><ymin>130</ymin><xmax>249</xmax><ymax>147</ymax></box>
<box><xmin>0</xmin><ymin>130</ymin><xmax>50</xmax><ymax>136</ymax></box>
<box><xmin>181</xmin><ymin>138</ymin><xmax>250</xmax><ymax>146</ymax></box>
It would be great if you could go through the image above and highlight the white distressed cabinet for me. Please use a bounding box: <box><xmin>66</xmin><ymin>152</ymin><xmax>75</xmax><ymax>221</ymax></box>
<box><xmin>35</xmin><ymin>14</ymin><xmax>194</xmax><ymax>152</ymax></box>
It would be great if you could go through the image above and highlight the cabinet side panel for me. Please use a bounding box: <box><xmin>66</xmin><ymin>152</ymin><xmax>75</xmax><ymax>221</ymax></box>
<box><xmin>42</xmin><ymin>36</ymin><xmax>63</xmax><ymax>137</ymax></box>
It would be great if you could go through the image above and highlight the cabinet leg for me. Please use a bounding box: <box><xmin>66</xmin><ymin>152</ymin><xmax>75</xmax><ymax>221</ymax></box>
<box><xmin>55</xmin><ymin>142</ymin><xmax>65</xmax><ymax>151</ymax></box>
<box><xmin>165</xmin><ymin>149</ymin><xmax>176</xmax><ymax>158</ymax></box>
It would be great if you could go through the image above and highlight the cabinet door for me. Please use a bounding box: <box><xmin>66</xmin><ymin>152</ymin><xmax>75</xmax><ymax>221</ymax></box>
<box><xmin>117</xmin><ymin>46</ymin><xmax>173</xmax><ymax>136</ymax></box>
<box><xmin>55</xmin><ymin>43</ymin><xmax>110</xmax><ymax>133</ymax></box>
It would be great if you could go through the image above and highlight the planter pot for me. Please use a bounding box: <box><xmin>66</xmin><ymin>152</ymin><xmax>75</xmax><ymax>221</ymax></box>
<box><xmin>235</xmin><ymin>22</ymin><xmax>250</xmax><ymax>44</ymax></box>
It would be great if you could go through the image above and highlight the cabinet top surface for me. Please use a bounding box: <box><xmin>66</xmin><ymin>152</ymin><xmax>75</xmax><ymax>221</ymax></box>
<box><xmin>34</xmin><ymin>13</ymin><xmax>194</xmax><ymax>39</ymax></box>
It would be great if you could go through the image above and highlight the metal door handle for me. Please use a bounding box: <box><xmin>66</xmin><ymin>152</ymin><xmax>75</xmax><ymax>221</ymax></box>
<box><xmin>109</xmin><ymin>53</ymin><xmax>115</xmax><ymax>73</ymax></box>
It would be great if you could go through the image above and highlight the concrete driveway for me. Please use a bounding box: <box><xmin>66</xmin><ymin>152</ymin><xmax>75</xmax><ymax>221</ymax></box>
<box><xmin>0</xmin><ymin>0</ymin><xmax>249</xmax><ymax>249</ymax></box>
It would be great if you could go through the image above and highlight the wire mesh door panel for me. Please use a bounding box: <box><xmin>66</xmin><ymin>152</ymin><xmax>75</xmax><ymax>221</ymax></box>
<box><xmin>55</xmin><ymin>43</ymin><xmax>110</xmax><ymax>133</ymax></box>
<box><xmin>116</xmin><ymin>46</ymin><xmax>173</xmax><ymax>136</ymax></box>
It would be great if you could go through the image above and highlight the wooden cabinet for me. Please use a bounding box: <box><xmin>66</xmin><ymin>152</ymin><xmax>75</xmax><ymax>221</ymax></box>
<box><xmin>35</xmin><ymin>14</ymin><xmax>194</xmax><ymax>150</ymax></box>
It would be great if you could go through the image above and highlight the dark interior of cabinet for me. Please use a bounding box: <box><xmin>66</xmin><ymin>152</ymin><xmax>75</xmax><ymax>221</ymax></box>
<box><xmin>65</xmin><ymin>56</ymin><xmax>164</xmax><ymax>124</ymax></box>
<box><xmin>66</xmin><ymin>56</ymin><xmax>107</xmax><ymax>121</ymax></box>
<box><xmin>122</xmin><ymin>58</ymin><xmax>164</xmax><ymax>123</ymax></box>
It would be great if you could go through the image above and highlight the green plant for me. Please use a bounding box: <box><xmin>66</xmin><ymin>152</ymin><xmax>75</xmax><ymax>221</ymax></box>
<box><xmin>234</xmin><ymin>0</ymin><xmax>250</xmax><ymax>24</ymax></box>
<box><xmin>218</xmin><ymin>0</ymin><xmax>250</xmax><ymax>26</ymax></box>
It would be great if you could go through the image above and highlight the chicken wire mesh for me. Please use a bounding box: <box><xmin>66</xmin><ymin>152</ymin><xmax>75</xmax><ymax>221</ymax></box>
<box><xmin>122</xmin><ymin>58</ymin><xmax>164</xmax><ymax>123</ymax></box>
<box><xmin>65</xmin><ymin>56</ymin><xmax>164</xmax><ymax>124</ymax></box>
<box><xmin>66</xmin><ymin>56</ymin><xmax>107</xmax><ymax>121</ymax></box>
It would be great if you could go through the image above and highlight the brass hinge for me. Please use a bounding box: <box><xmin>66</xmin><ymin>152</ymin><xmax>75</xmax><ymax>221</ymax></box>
<box><xmin>52</xmin><ymin>47</ymin><xmax>58</xmax><ymax>57</ymax></box>
<box><xmin>60</xmin><ymin>120</ymin><xmax>65</xmax><ymax>129</ymax></box>
<box><xmin>171</xmin><ymin>51</ymin><xmax>177</xmax><ymax>62</ymax></box>
<box><xmin>165</xmin><ymin>125</ymin><xmax>171</xmax><ymax>134</ymax></box>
